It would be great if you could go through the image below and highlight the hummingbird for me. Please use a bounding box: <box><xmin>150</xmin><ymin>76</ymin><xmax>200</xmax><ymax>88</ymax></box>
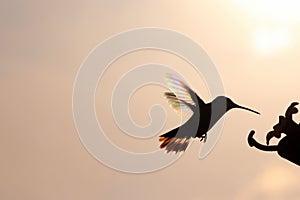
<box><xmin>159</xmin><ymin>74</ymin><xmax>260</xmax><ymax>153</ymax></box>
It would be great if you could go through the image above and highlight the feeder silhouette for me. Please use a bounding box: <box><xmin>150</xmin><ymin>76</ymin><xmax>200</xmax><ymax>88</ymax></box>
<box><xmin>159</xmin><ymin>74</ymin><xmax>260</xmax><ymax>153</ymax></box>
<box><xmin>248</xmin><ymin>102</ymin><xmax>300</xmax><ymax>166</ymax></box>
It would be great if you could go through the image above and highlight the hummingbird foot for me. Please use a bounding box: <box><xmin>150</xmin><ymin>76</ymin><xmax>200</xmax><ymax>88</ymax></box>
<box><xmin>199</xmin><ymin>133</ymin><xmax>207</xmax><ymax>142</ymax></box>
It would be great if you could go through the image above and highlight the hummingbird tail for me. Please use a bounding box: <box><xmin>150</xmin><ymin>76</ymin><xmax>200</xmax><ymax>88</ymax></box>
<box><xmin>159</xmin><ymin>129</ymin><xmax>191</xmax><ymax>154</ymax></box>
<box><xmin>159</xmin><ymin>136</ymin><xmax>190</xmax><ymax>153</ymax></box>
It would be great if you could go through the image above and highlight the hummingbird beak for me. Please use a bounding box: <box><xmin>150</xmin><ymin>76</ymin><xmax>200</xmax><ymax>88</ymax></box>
<box><xmin>234</xmin><ymin>104</ymin><xmax>260</xmax><ymax>115</ymax></box>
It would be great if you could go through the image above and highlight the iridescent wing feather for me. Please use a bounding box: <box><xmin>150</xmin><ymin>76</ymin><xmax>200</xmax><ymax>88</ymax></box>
<box><xmin>164</xmin><ymin>74</ymin><xmax>199</xmax><ymax>115</ymax></box>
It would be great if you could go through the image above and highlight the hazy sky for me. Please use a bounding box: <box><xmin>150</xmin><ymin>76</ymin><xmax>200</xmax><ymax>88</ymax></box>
<box><xmin>2</xmin><ymin>0</ymin><xmax>300</xmax><ymax>199</ymax></box>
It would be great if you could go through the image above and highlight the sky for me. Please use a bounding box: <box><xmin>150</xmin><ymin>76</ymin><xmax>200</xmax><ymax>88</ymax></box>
<box><xmin>1</xmin><ymin>0</ymin><xmax>300</xmax><ymax>199</ymax></box>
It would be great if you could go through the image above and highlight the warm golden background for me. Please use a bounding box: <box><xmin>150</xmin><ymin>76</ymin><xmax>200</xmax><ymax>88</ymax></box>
<box><xmin>2</xmin><ymin>0</ymin><xmax>300</xmax><ymax>199</ymax></box>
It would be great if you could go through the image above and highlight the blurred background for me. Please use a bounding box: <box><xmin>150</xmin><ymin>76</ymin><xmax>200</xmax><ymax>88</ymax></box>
<box><xmin>1</xmin><ymin>0</ymin><xmax>300</xmax><ymax>199</ymax></box>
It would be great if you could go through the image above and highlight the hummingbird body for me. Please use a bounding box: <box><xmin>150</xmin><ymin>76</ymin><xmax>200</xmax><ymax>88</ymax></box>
<box><xmin>159</xmin><ymin>75</ymin><xmax>260</xmax><ymax>153</ymax></box>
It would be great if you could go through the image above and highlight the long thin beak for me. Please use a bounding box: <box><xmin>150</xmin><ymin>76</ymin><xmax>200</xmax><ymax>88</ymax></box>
<box><xmin>235</xmin><ymin>104</ymin><xmax>260</xmax><ymax>115</ymax></box>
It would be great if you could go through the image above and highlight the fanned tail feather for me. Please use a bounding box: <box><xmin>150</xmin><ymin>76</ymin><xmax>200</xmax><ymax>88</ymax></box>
<box><xmin>159</xmin><ymin>136</ymin><xmax>190</xmax><ymax>154</ymax></box>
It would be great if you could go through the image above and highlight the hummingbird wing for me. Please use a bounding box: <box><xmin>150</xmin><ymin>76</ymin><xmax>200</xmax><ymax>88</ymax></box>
<box><xmin>164</xmin><ymin>74</ymin><xmax>203</xmax><ymax>114</ymax></box>
<box><xmin>160</xmin><ymin>74</ymin><xmax>204</xmax><ymax>154</ymax></box>
<box><xmin>164</xmin><ymin>92</ymin><xmax>190</xmax><ymax>115</ymax></box>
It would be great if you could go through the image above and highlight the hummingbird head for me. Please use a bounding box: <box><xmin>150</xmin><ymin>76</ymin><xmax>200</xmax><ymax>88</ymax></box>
<box><xmin>215</xmin><ymin>96</ymin><xmax>260</xmax><ymax>115</ymax></box>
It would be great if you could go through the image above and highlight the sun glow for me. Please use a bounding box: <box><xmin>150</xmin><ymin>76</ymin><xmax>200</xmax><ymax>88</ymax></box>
<box><xmin>237</xmin><ymin>0</ymin><xmax>298</xmax><ymax>54</ymax></box>
<box><xmin>253</xmin><ymin>27</ymin><xmax>291</xmax><ymax>54</ymax></box>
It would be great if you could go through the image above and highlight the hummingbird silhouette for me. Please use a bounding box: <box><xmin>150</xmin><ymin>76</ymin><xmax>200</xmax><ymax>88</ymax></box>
<box><xmin>159</xmin><ymin>74</ymin><xmax>260</xmax><ymax>153</ymax></box>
